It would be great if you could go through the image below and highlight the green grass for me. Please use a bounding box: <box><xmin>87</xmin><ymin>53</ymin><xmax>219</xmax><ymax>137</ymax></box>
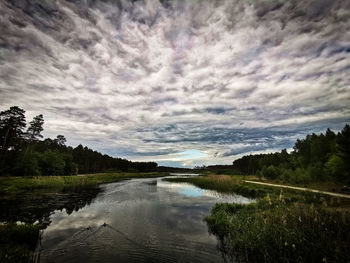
<box><xmin>0</xmin><ymin>223</ymin><xmax>42</xmax><ymax>263</ymax></box>
<box><xmin>167</xmin><ymin>174</ymin><xmax>350</xmax><ymax>262</ymax></box>
<box><xmin>0</xmin><ymin>172</ymin><xmax>168</xmax><ymax>195</ymax></box>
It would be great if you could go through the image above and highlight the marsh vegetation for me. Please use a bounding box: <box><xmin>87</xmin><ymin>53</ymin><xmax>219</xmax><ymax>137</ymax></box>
<box><xmin>168</xmin><ymin>174</ymin><xmax>350</xmax><ymax>262</ymax></box>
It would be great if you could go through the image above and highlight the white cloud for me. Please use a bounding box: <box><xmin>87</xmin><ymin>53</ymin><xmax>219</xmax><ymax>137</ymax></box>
<box><xmin>0</xmin><ymin>0</ymin><xmax>349</xmax><ymax>167</ymax></box>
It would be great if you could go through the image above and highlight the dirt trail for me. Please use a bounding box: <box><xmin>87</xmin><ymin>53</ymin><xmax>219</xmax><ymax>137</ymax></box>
<box><xmin>244</xmin><ymin>180</ymin><xmax>350</xmax><ymax>199</ymax></box>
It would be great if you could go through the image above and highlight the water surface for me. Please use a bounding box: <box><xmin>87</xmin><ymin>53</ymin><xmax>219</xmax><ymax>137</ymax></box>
<box><xmin>39</xmin><ymin>175</ymin><xmax>252</xmax><ymax>263</ymax></box>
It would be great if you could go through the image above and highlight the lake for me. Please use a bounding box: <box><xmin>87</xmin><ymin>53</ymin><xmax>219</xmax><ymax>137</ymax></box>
<box><xmin>38</xmin><ymin>174</ymin><xmax>252</xmax><ymax>263</ymax></box>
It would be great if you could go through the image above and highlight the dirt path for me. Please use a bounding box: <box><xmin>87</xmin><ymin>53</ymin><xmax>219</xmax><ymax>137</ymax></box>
<box><xmin>244</xmin><ymin>180</ymin><xmax>350</xmax><ymax>199</ymax></box>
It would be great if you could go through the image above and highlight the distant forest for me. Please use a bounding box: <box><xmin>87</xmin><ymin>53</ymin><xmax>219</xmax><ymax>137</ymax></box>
<box><xmin>1</xmin><ymin>106</ymin><xmax>349</xmax><ymax>182</ymax></box>
<box><xmin>220</xmin><ymin>124</ymin><xmax>349</xmax><ymax>184</ymax></box>
<box><xmin>0</xmin><ymin>106</ymin><xmax>158</xmax><ymax>176</ymax></box>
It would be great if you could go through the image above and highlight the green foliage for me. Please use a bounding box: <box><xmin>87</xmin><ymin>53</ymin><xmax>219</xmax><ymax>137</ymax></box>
<box><xmin>0</xmin><ymin>106</ymin><xmax>158</xmax><ymax>176</ymax></box>
<box><xmin>62</xmin><ymin>153</ymin><xmax>78</xmax><ymax>175</ymax></box>
<box><xmin>39</xmin><ymin>150</ymin><xmax>66</xmax><ymax>176</ymax></box>
<box><xmin>232</xmin><ymin>125</ymin><xmax>350</xmax><ymax>184</ymax></box>
<box><xmin>280</xmin><ymin>168</ymin><xmax>293</xmax><ymax>182</ymax></box>
<box><xmin>205</xmin><ymin>200</ymin><xmax>350</xmax><ymax>263</ymax></box>
<box><xmin>307</xmin><ymin>164</ymin><xmax>325</xmax><ymax>181</ymax></box>
<box><xmin>71</xmin><ymin>144</ymin><xmax>158</xmax><ymax>174</ymax></box>
<box><xmin>291</xmin><ymin>167</ymin><xmax>312</xmax><ymax>184</ymax></box>
<box><xmin>261</xmin><ymin>165</ymin><xmax>280</xmax><ymax>180</ymax></box>
<box><xmin>232</xmin><ymin>149</ymin><xmax>291</xmax><ymax>175</ymax></box>
<box><xmin>325</xmin><ymin>154</ymin><xmax>346</xmax><ymax>181</ymax></box>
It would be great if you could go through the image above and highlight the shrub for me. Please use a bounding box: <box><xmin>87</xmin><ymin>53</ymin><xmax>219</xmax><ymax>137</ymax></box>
<box><xmin>261</xmin><ymin>165</ymin><xmax>280</xmax><ymax>180</ymax></box>
<box><xmin>280</xmin><ymin>168</ymin><xmax>293</xmax><ymax>182</ymax></box>
<box><xmin>289</xmin><ymin>168</ymin><xmax>312</xmax><ymax>184</ymax></box>
<box><xmin>325</xmin><ymin>154</ymin><xmax>347</xmax><ymax>181</ymax></box>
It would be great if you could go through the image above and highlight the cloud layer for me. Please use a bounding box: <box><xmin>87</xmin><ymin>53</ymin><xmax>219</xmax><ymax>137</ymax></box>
<box><xmin>1</xmin><ymin>0</ymin><xmax>350</xmax><ymax>167</ymax></box>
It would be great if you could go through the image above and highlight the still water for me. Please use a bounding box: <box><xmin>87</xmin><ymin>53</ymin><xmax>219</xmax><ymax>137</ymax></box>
<box><xmin>39</xmin><ymin>175</ymin><xmax>252</xmax><ymax>263</ymax></box>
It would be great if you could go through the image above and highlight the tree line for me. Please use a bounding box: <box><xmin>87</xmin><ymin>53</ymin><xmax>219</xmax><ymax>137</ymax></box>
<box><xmin>0</xmin><ymin>106</ymin><xmax>158</xmax><ymax>176</ymax></box>
<box><xmin>231</xmin><ymin>125</ymin><xmax>350</xmax><ymax>184</ymax></box>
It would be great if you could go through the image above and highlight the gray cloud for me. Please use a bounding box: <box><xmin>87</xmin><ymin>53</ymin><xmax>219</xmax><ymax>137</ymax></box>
<box><xmin>0</xmin><ymin>0</ymin><xmax>350</xmax><ymax>167</ymax></box>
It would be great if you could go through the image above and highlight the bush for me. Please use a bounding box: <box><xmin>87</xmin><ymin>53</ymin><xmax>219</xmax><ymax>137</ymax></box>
<box><xmin>290</xmin><ymin>168</ymin><xmax>312</xmax><ymax>184</ymax></box>
<box><xmin>325</xmin><ymin>154</ymin><xmax>346</xmax><ymax>181</ymax></box>
<box><xmin>261</xmin><ymin>165</ymin><xmax>280</xmax><ymax>180</ymax></box>
<box><xmin>280</xmin><ymin>168</ymin><xmax>293</xmax><ymax>182</ymax></box>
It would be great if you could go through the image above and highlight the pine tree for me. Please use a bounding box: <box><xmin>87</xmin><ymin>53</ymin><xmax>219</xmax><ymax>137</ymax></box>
<box><xmin>0</xmin><ymin>106</ymin><xmax>26</xmax><ymax>152</ymax></box>
<box><xmin>27</xmin><ymin>114</ymin><xmax>44</xmax><ymax>142</ymax></box>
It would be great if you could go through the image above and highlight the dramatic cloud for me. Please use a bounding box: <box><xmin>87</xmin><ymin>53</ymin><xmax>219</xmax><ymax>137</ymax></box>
<box><xmin>1</xmin><ymin>0</ymin><xmax>350</xmax><ymax>167</ymax></box>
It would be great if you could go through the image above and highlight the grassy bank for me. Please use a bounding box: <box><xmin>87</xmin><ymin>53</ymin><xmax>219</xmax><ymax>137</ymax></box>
<box><xmin>167</xmin><ymin>174</ymin><xmax>350</xmax><ymax>262</ymax></box>
<box><xmin>165</xmin><ymin>175</ymin><xmax>268</xmax><ymax>198</ymax></box>
<box><xmin>0</xmin><ymin>172</ymin><xmax>168</xmax><ymax>196</ymax></box>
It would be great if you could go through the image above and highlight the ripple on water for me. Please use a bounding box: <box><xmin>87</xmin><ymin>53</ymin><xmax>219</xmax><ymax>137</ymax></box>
<box><xmin>39</xmin><ymin>176</ymin><xmax>253</xmax><ymax>263</ymax></box>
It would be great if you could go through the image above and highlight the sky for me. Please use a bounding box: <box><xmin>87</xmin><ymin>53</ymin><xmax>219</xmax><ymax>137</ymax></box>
<box><xmin>0</xmin><ymin>0</ymin><xmax>350</xmax><ymax>167</ymax></box>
